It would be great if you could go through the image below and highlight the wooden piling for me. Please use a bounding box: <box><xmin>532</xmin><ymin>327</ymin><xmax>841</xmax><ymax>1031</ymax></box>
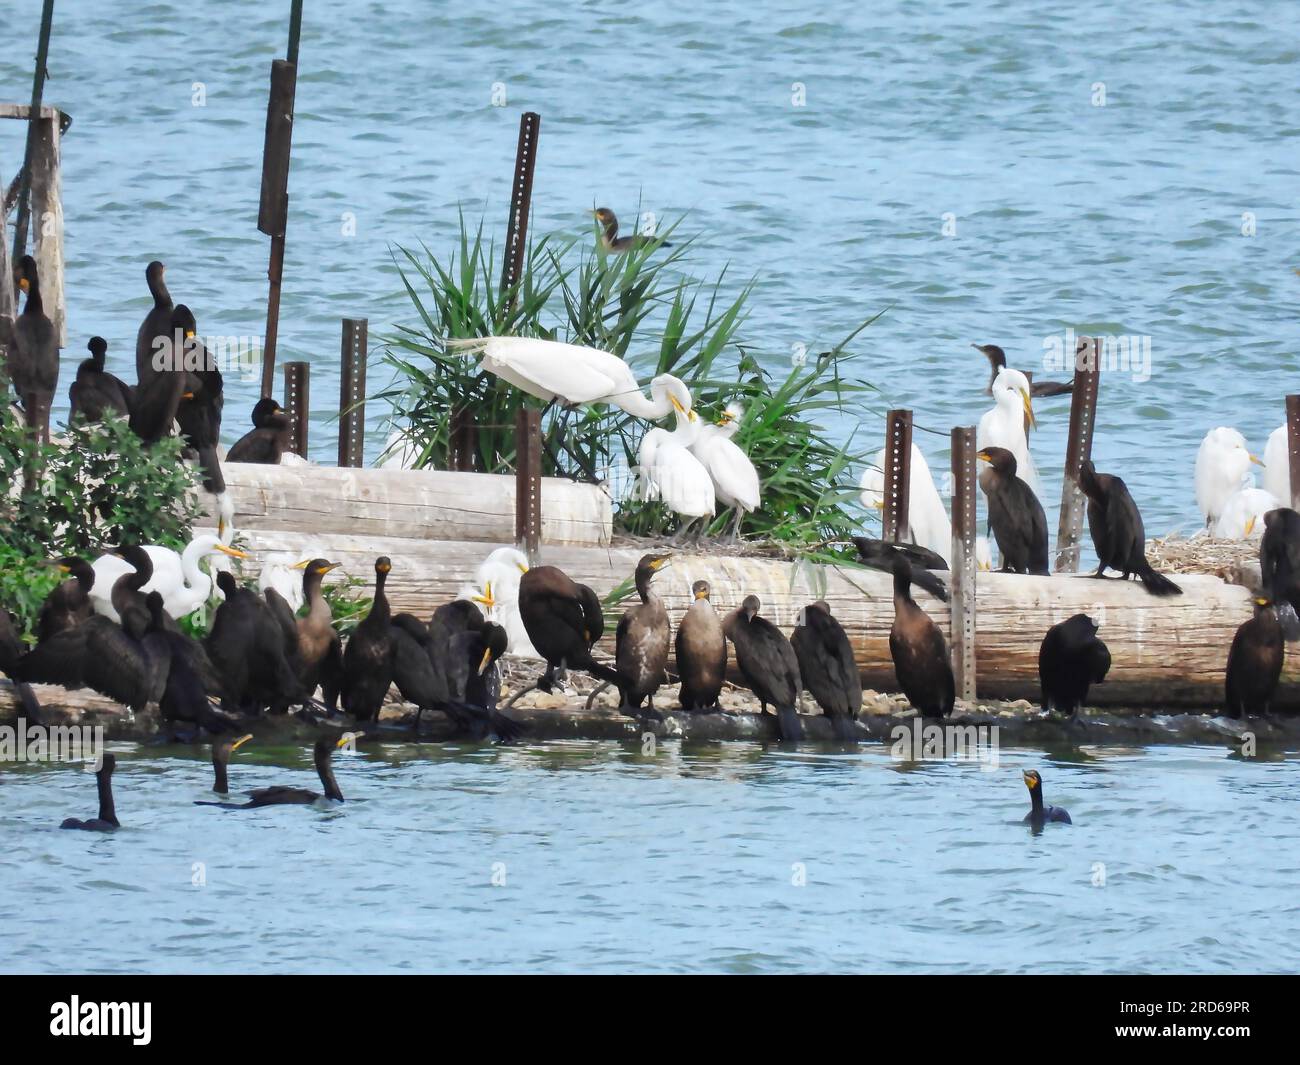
<box><xmin>338</xmin><ymin>318</ymin><xmax>367</xmax><ymax>468</ymax></box>
<box><xmin>950</xmin><ymin>426</ymin><xmax>978</xmax><ymax>701</ymax></box>
<box><xmin>1053</xmin><ymin>335</ymin><xmax>1101</xmax><ymax>572</ymax></box>
<box><xmin>515</xmin><ymin>406</ymin><xmax>543</xmax><ymax>563</ymax></box>
<box><xmin>881</xmin><ymin>409</ymin><xmax>913</xmax><ymax>542</ymax></box>
<box><xmin>28</xmin><ymin>107</ymin><xmax>65</xmax><ymax>346</ymax></box>
<box><xmin>283</xmin><ymin>360</ymin><xmax>309</xmax><ymax>458</ymax></box>
<box><xmin>257</xmin><ymin>57</ymin><xmax>298</xmax><ymax>398</ymax></box>
<box><xmin>1286</xmin><ymin>394</ymin><xmax>1300</xmax><ymax>512</ymax></box>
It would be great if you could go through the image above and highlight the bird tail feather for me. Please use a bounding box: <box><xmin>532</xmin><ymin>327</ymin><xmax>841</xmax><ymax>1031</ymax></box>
<box><xmin>1137</xmin><ymin>562</ymin><xmax>1182</xmax><ymax>597</ymax></box>
<box><xmin>443</xmin><ymin>338</ymin><xmax>492</xmax><ymax>357</ymax></box>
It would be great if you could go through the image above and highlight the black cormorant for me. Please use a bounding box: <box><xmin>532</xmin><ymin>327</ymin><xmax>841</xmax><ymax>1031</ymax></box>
<box><xmin>205</xmin><ymin>571</ymin><xmax>300</xmax><ymax>715</ymax></box>
<box><xmin>210</xmin><ymin>733</ymin><xmax>254</xmax><ymax>794</ymax></box>
<box><xmin>227</xmin><ymin>397</ymin><xmax>290</xmax><ymax>464</ymax></box>
<box><xmin>1225</xmin><ymin>596</ymin><xmax>1284</xmax><ymax>718</ymax></box>
<box><xmin>791</xmin><ymin>600</ymin><xmax>862</xmax><ymax>741</ymax></box>
<box><xmin>129</xmin><ymin>306</ymin><xmax>193</xmax><ymax>446</ymax></box>
<box><xmin>1038</xmin><ymin>613</ymin><xmax>1111</xmax><ymax>717</ymax></box>
<box><xmin>294</xmin><ymin>559</ymin><xmax>344</xmax><ymax>710</ymax></box>
<box><xmin>9</xmin><ymin>255</ymin><xmax>58</xmax><ymax>443</ymax></box>
<box><xmin>676</xmin><ymin>579</ymin><xmax>726</xmax><ymax>712</ymax></box>
<box><xmin>0</xmin><ymin>608</ymin><xmax>41</xmax><ymax>719</ymax></box>
<box><xmin>888</xmin><ymin>554</ymin><xmax>955</xmax><ymax>718</ymax></box>
<box><xmin>68</xmin><ymin>337</ymin><xmax>132</xmax><ymax>424</ymax></box>
<box><xmin>1260</xmin><ymin>508</ymin><xmax>1300</xmax><ymax>636</ymax></box>
<box><xmin>341</xmin><ymin>557</ymin><xmax>395</xmax><ymax>722</ymax></box>
<box><xmin>723</xmin><ymin>595</ymin><xmax>803</xmax><ymax>741</ymax></box>
<box><xmin>1022</xmin><ymin>769</ymin><xmax>1071</xmax><ymax>827</ymax></box>
<box><xmin>135</xmin><ymin>259</ymin><xmax>173</xmax><ymax>385</ymax></box>
<box><xmin>516</xmin><ymin>565</ymin><xmax>621</xmax><ymax>694</ymax></box>
<box><xmin>171</xmin><ymin>304</ymin><xmax>225</xmax><ymax>494</ymax></box>
<box><xmin>972</xmin><ymin>343</ymin><xmax>1073</xmax><ymax>398</ymax></box>
<box><xmin>852</xmin><ymin>537</ymin><xmax>949</xmax><ymax>600</ymax></box>
<box><xmin>592</xmin><ymin>207</ymin><xmax>671</xmax><ymax>253</ymax></box>
<box><xmin>195</xmin><ymin>733</ymin><xmax>363</xmax><ymax>807</ymax></box>
<box><xmin>1078</xmin><ymin>459</ymin><xmax>1181</xmax><ymax>595</ymax></box>
<box><xmin>37</xmin><ymin>557</ymin><xmax>96</xmax><ymax>641</ymax></box>
<box><xmin>446</xmin><ymin>621</ymin><xmax>509</xmax><ymax>711</ymax></box>
<box><xmin>61</xmin><ymin>753</ymin><xmax>120</xmax><ymax>831</ymax></box>
<box><xmin>978</xmin><ymin>446</ymin><xmax>1049</xmax><ymax>575</ymax></box>
<box><xmin>613</xmin><ymin>553</ymin><xmax>671</xmax><ymax>718</ymax></box>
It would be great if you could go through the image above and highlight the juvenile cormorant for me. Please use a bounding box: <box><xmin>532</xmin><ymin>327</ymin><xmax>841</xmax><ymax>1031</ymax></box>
<box><xmin>978</xmin><ymin>446</ymin><xmax>1049</xmax><ymax>575</ymax></box>
<box><xmin>135</xmin><ymin>260</ymin><xmax>173</xmax><ymax>385</ymax></box>
<box><xmin>676</xmin><ymin>580</ymin><xmax>727</xmax><ymax>712</ymax></box>
<box><xmin>516</xmin><ymin>565</ymin><xmax>621</xmax><ymax>694</ymax></box>
<box><xmin>37</xmin><ymin>557</ymin><xmax>96</xmax><ymax>641</ymax></box>
<box><xmin>1224</xmin><ymin>596</ymin><xmax>1284</xmax><ymax>718</ymax></box>
<box><xmin>613</xmin><ymin>553</ymin><xmax>672</xmax><ymax>718</ymax></box>
<box><xmin>1078</xmin><ymin>459</ymin><xmax>1181</xmax><ymax>595</ymax></box>
<box><xmin>723</xmin><ymin>595</ymin><xmax>803</xmax><ymax>741</ymax></box>
<box><xmin>592</xmin><ymin>207</ymin><xmax>671</xmax><ymax>253</ymax></box>
<box><xmin>1260</xmin><ymin>508</ymin><xmax>1300</xmax><ymax>633</ymax></box>
<box><xmin>972</xmin><ymin>343</ymin><xmax>1073</xmax><ymax>398</ymax></box>
<box><xmin>227</xmin><ymin>397</ymin><xmax>291</xmax><ymax>464</ymax></box>
<box><xmin>171</xmin><ymin>304</ymin><xmax>225</xmax><ymax>494</ymax></box>
<box><xmin>853</xmin><ymin>536</ymin><xmax>950</xmax><ymax>600</ymax></box>
<box><xmin>9</xmin><ymin>255</ymin><xmax>58</xmax><ymax>443</ymax></box>
<box><xmin>210</xmin><ymin>734</ymin><xmax>254</xmax><ymax>794</ymax></box>
<box><xmin>341</xmin><ymin>557</ymin><xmax>395</xmax><ymax>722</ymax></box>
<box><xmin>791</xmin><ymin>601</ymin><xmax>862</xmax><ymax>741</ymax></box>
<box><xmin>195</xmin><ymin>733</ymin><xmax>363</xmax><ymax>807</ymax></box>
<box><xmin>1022</xmin><ymin>769</ymin><xmax>1071</xmax><ymax>827</ymax></box>
<box><xmin>1038</xmin><ymin>613</ymin><xmax>1111</xmax><ymax>717</ymax></box>
<box><xmin>294</xmin><ymin>559</ymin><xmax>344</xmax><ymax>710</ymax></box>
<box><xmin>888</xmin><ymin>554</ymin><xmax>955</xmax><ymax>718</ymax></box>
<box><xmin>61</xmin><ymin>753</ymin><xmax>120</xmax><ymax>831</ymax></box>
<box><xmin>68</xmin><ymin>337</ymin><xmax>132</xmax><ymax>424</ymax></box>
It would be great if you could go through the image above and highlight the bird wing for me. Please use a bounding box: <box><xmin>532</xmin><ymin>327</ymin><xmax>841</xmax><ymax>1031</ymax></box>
<box><xmin>480</xmin><ymin>338</ymin><xmax>634</xmax><ymax>405</ymax></box>
<box><xmin>697</xmin><ymin>436</ymin><xmax>760</xmax><ymax>511</ymax></box>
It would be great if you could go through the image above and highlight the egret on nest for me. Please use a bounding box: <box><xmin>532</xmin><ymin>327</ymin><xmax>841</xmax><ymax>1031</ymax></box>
<box><xmin>859</xmin><ymin>442</ymin><xmax>949</xmax><ymax>560</ymax></box>
<box><xmin>461</xmin><ymin>547</ymin><xmax>539</xmax><ymax>659</ymax></box>
<box><xmin>639</xmin><ymin>403</ymin><xmax>715</xmax><ymax>540</ymax></box>
<box><xmin>1194</xmin><ymin>427</ymin><xmax>1262</xmax><ymax>528</ymax></box>
<box><xmin>1213</xmin><ymin>487</ymin><xmax>1280</xmax><ymax>540</ymax></box>
<box><xmin>90</xmin><ymin>536</ymin><xmax>248</xmax><ymax>621</ymax></box>
<box><xmin>1264</xmin><ymin>424</ymin><xmax>1291</xmax><ymax>506</ymax></box>
<box><xmin>977</xmin><ymin>368</ymin><xmax>1041</xmax><ymax>500</ymax></box>
<box><xmin>689</xmin><ymin>403</ymin><xmax>761</xmax><ymax>540</ymax></box>
<box><xmin>445</xmin><ymin>336</ymin><xmax>693</xmax><ymax>418</ymax></box>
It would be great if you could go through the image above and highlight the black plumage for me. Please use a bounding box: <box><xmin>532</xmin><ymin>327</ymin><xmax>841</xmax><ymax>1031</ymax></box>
<box><xmin>129</xmin><ymin>305</ymin><xmax>192</xmax><ymax>446</ymax></box>
<box><xmin>68</xmin><ymin>337</ymin><xmax>132</xmax><ymax>424</ymax></box>
<box><xmin>8</xmin><ymin>255</ymin><xmax>58</xmax><ymax>443</ymax></box>
<box><xmin>135</xmin><ymin>259</ymin><xmax>173</xmax><ymax>386</ymax></box>
<box><xmin>517</xmin><ymin>565</ymin><xmax>621</xmax><ymax>693</ymax></box>
<box><xmin>341</xmin><ymin>557</ymin><xmax>395</xmax><ymax>722</ymax></box>
<box><xmin>171</xmin><ymin>304</ymin><xmax>226</xmax><ymax>494</ymax></box>
<box><xmin>1022</xmin><ymin>769</ymin><xmax>1071</xmax><ymax>828</ymax></box>
<box><xmin>61</xmin><ymin>753</ymin><xmax>120</xmax><ymax>831</ymax></box>
<box><xmin>592</xmin><ymin>207</ymin><xmax>671</xmax><ymax>253</ymax></box>
<box><xmin>36</xmin><ymin>556</ymin><xmax>96</xmax><ymax>641</ymax></box>
<box><xmin>888</xmin><ymin>554</ymin><xmax>955</xmax><ymax>718</ymax></box>
<box><xmin>1038</xmin><ymin>613</ymin><xmax>1111</xmax><ymax>717</ymax></box>
<box><xmin>1078</xmin><ymin>459</ymin><xmax>1181</xmax><ymax>595</ymax></box>
<box><xmin>227</xmin><ymin>397</ymin><xmax>290</xmax><ymax>464</ymax></box>
<box><xmin>195</xmin><ymin>734</ymin><xmax>361</xmax><ymax>808</ymax></box>
<box><xmin>1260</xmin><ymin>508</ymin><xmax>1300</xmax><ymax>637</ymax></box>
<box><xmin>972</xmin><ymin>343</ymin><xmax>1073</xmax><ymax>398</ymax></box>
<box><xmin>852</xmin><ymin>537</ymin><xmax>949</xmax><ymax>601</ymax></box>
<box><xmin>613</xmin><ymin>553</ymin><xmax>671</xmax><ymax>717</ymax></box>
<box><xmin>1224</xmin><ymin>596</ymin><xmax>1285</xmax><ymax>718</ymax></box>
<box><xmin>791</xmin><ymin>601</ymin><xmax>862</xmax><ymax>741</ymax></box>
<box><xmin>978</xmin><ymin>446</ymin><xmax>1049</xmax><ymax>575</ymax></box>
<box><xmin>723</xmin><ymin>594</ymin><xmax>803</xmax><ymax>741</ymax></box>
<box><xmin>205</xmin><ymin>571</ymin><xmax>300</xmax><ymax>715</ymax></box>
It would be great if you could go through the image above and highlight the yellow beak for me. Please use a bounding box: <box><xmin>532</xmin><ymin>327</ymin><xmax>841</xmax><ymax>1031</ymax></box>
<box><xmin>517</xmin><ymin>562</ymin><xmax>529</xmax><ymax>573</ymax></box>
<box><xmin>231</xmin><ymin>734</ymin><xmax>253</xmax><ymax>751</ymax></box>
<box><xmin>477</xmin><ymin>648</ymin><xmax>493</xmax><ymax>675</ymax></box>
<box><xmin>291</xmin><ymin>558</ymin><xmax>312</xmax><ymax>570</ymax></box>
<box><xmin>1021</xmin><ymin>389</ymin><xmax>1036</xmax><ymax>430</ymax></box>
<box><xmin>669</xmin><ymin>394</ymin><xmax>686</xmax><ymax>415</ymax></box>
<box><xmin>216</xmin><ymin>545</ymin><xmax>250</xmax><ymax>559</ymax></box>
<box><xmin>185</xmin><ymin>330</ymin><xmax>196</xmax><ymax>339</ymax></box>
<box><xmin>472</xmin><ymin>582</ymin><xmax>496</xmax><ymax>610</ymax></box>
<box><xmin>1245</xmin><ymin>516</ymin><xmax>1256</xmax><ymax>537</ymax></box>
<box><xmin>1249</xmin><ymin>453</ymin><xmax>1264</xmax><ymax>466</ymax></box>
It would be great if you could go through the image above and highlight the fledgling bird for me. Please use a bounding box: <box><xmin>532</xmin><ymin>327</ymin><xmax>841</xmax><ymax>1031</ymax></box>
<box><xmin>1195</xmin><ymin>427</ymin><xmax>1262</xmax><ymax>528</ymax></box>
<box><xmin>227</xmin><ymin>397</ymin><xmax>291</xmax><ymax>464</ymax></box>
<box><xmin>613</xmin><ymin>553</ymin><xmax>672</xmax><ymax>720</ymax></box>
<box><xmin>978</xmin><ymin>446</ymin><xmax>1049</xmax><ymax>575</ymax></box>
<box><xmin>1038</xmin><ymin>614</ymin><xmax>1111</xmax><ymax>718</ymax></box>
<box><xmin>1077</xmin><ymin>459</ymin><xmax>1181</xmax><ymax>595</ymax></box>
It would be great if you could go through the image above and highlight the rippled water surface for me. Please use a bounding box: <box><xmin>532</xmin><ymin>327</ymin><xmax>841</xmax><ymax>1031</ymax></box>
<box><xmin>1</xmin><ymin>0</ymin><xmax>1296</xmax><ymax>530</ymax></box>
<box><xmin>3</xmin><ymin>739</ymin><xmax>1299</xmax><ymax>974</ymax></box>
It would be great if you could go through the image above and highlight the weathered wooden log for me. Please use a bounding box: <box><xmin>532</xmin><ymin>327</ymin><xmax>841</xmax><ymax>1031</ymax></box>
<box><xmin>201</xmin><ymin>463</ymin><xmax>612</xmax><ymax>546</ymax></box>
<box><xmin>28</xmin><ymin>109</ymin><xmax>65</xmax><ymax>346</ymax></box>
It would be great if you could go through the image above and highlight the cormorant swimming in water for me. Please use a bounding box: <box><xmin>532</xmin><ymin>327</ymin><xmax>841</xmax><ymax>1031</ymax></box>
<box><xmin>195</xmin><ymin>733</ymin><xmax>363</xmax><ymax>807</ymax></box>
<box><xmin>852</xmin><ymin>537</ymin><xmax>949</xmax><ymax>601</ymax></box>
<box><xmin>888</xmin><ymin>554</ymin><xmax>955</xmax><ymax>718</ymax></box>
<box><xmin>9</xmin><ymin>255</ymin><xmax>59</xmax><ymax>443</ymax></box>
<box><xmin>1224</xmin><ymin>596</ymin><xmax>1284</xmax><ymax>718</ymax></box>
<box><xmin>62</xmin><ymin>753</ymin><xmax>120</xmax><ymax>831</ymax></box>
<box><xmin>676</xmin><ymin>580</ymin><xmax>727</xmax><ymax>712</ymax></box>
<box><xmin>613</xmin><ymin>553</ymin><xmax>672</xmax><ymax>719</ymax></box>
<box><xmin>971</xmin><ymin>343</ymin><xmax>1073</xmax><ymax>399</ymax></box>
<box><xmin>791</xmin><ymin>600</ymin><xmax>862</xmax><ymax>741</ymax></box>
<box><xmin>723</xmin><ymin>595</ymin><xmax>803</xmax><ymax>741</ymax></box>
<box><xmin>37</xmin><ymin>557</ymin><xmax>96</xmax><ymax>641</ymax></box>
<box><xmin>592</xmin><ymin>207</ymin><xmax>671</xmax><ymax>253</ymax></box>
<box><xmin>68</xmin><ymin>337</ymin><xmax>132</xmax><ymax>424</ymax></box>
<box><xmin>1077</xmin><ymin>459</ymin><xmax>1181</xmax><ymax>595</ymax></box>
<box><xmin>209</xmin><ymin>734</ymin><xmax>254</xmax><ymax>794</ymax></box>
<box><xmin>1022</xmin><ymin>769</ymin><xmax>1071</xmax><ymax>827</ymax></box>
<box><xmin>1260</xmin><ymin>508</ymin><xmax>1300</xmax><ymax>637</ymax></box>
<box><xmin>227</xmin><ymin>397</ymin><xmax>291</xmax><ymax>464</ymax></box>
<box><xmin>341</xmin><ymin>557</ymin><xmax>395</xmax><ymax>722</ymax></box>
<box><xmin>516</xmin><ymin>565</ymin><xmax>621</xmax><ymax>695</ymax></box>
<box><xmin>978</xmin><ymin>446</ymin><xmax>1049</xmax><ymax>575</ymax></box>
<box><xmin>1038</xmin><ymin>614</ymin><xmax>1111</xmax><ymax>718</ymax></box>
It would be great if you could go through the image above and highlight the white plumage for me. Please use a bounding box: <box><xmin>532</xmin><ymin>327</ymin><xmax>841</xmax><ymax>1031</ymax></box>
<box><xmin>1263</xmin><ymin>424</ymin><xmax>1291</xmax><ymax>507</ymax></box>
<box><xmin>690</xmin><ymin>403</ymin><xmax>760</xmax><ymax>537</ymax></box>
<box><xmin>1194</xmin><ymin>427</ymin><xmax>1261</xmax><ymax>527</ymax></box>
<box><xmin>639</xmin><ymin>405</ymin><xmax>716</xmax><ymax>525</ymax></box>
<box><xmin>859</xmin><ymin>442</ymin><xmax>950</xmax><ymax>559</ymax></box>
<box><xmin>1213</xmin><ymin>487</ymin><xmax>1280</xmax><ymax>539</ymax></box>
<box><xmin>90</xmin><ymin>536</ymin><xmax>248</xmax><ymax>621</ymax></box>
<box><xmin>462</xmin><ymin>546</ymin><xmax>539</xmax><ymax>659</ymax></box>
<box><xmin>977</xmin><ymin>368</ymin><xmax>1041</xmax><ymax>500</ymax></box>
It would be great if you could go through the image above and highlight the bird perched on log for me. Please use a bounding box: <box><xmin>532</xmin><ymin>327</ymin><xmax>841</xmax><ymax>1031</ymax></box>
<box><xmin>612</xmin><ymin>553</ymin><xmax>672</xmax><ymax>720</ymax></box>
<box><xmin>514</xmin><ymin>564</ymin><xmax>621</xmax><ymax>699</ymax></box>
<box><xmin>852</xmin><ymin>537</ymin><xmax>949</xmax><ymax>601</ymax></box>
<box><xmin>676</xmin><ymin>580</ymin><xmax>726</xmax><ymax>713</ymax></box>
<box><xmin>1077</xmin><ymin>459</ymin><xmax>1181</xmax><ymax>595</ymax></box>
<box><xmin>1260</xmin><ymin>508</ymin><xmax>1300</xmax><ymax>639</ymax></box>
<box><xmin>68</xmin><ymin>337</ymin><xmax>132</xmax><ymax>424</ymax></box>
<box><xmin>888</xmin><ymin>554</ymin><xmax>954</xmax><ymax>718</ymax></box>
<box><xmin>723</xmin><ymin>595</ymin><xmax>803</xmax><ymax>741</ymax></box>
<box><xmin>971</xmin><ymin>343</ymin><xmax>1073</xmax><ymax>398</ymax></box>
<box><xmin>227</xmin><ymin>397</ymin><xmax>291</xmax><ymax>464</ymax></box>
<box><xmin>7</xmin><ymin>255</ymin><xmax>58</xmax><ymax>443</ymax></box>
<box><xmin>341</xmin><ymin>557</ymin><xmax>395</xmax><ymax>722</ymax></box>
<box><xmin>1224</xmin><ymin>596</ymin><xmax>1285</xmax><ymax>718</ymax></box>
<box><xmin>978</xmin><ymin>446</ymin><xmax>1049</xmax><ymax>575</ymax></box>
<box><xmin>1038</xmin><ymin>614</ymin><xmax>1111</xmax><ymax>719</ymax></box>
<box><xmin>791</xmin><ymin>601</ymin><xmax>861</xmax><ymax>741</ymax></box>
<box><xmin>591</xmin><ymin>208</ymin><xmax>671</xmax><ymax>254</ymax></box>
<box><xmin>690</xmin><ymin>404</ymin><xmax>760</xmax><ymax>541</ymax></box>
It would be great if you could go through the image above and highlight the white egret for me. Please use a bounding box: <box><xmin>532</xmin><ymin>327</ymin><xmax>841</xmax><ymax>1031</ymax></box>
<box><xmin>1194</xmin><ymin>427</ymin><xmax>1262</xmax><ymax>527</ymax></box>
<box><xmin>90</xmin><ymin>536</ymin><xmax>248</xmax><ymax>621</ymax></box>
<box><xmin>639</xmin><ymin>404</ymin><xmax>715</xmax><ymax>537</ymax></box>
<box><xmin>462</xmin><ymin>547</ymin><xmax>539</xmax><ymax>659</ymax></box>
<box><xmin>859</xmin><ymin>442</ymin><xmax>949</xmax><ymax>559</ymax></box>
<box><xmin>975</xmin><ymin>536</ymin><xmax>993</xmax><ymax>571</ymax></box>
<box><xmin>1263</xmin><ymin>424</ymin><xmax>1291</xmax><ymax>506</ymax></box>
<box><xmin>689</xmin><ymin>403</ymin><xmax>761</xmax><ymax>539</ymax></box>
<box><xmin>259</xmin><ymin>552</ymin><xmax>314</xmax><ymax>613</ymax></box>
<box><xmin>447</xmin><ymin>336</ymin><xmax>693</xmax><ymax>417</ymax></box>
<box><xmin>977</xmin><ymin>368</ymin><xmax>1042</xmax><ymax>500</ymax></box>
<box><xmin>1213</xmin><ymin>487</ymin><xmax>1280</xmax><ymax>539</ymax></box>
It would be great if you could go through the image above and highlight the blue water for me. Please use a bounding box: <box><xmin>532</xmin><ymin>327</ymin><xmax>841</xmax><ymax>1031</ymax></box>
<box><xmin>1</xmin><ymin>0</ymin><xmax>1295</xmax><ymax>531</ymax></box>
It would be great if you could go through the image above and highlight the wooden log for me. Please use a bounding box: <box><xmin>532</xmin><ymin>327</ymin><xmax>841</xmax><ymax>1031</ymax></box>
<box><xmin>0</xmin><ymin>144</ymin><xmax>11</xmax><ymax>329</ymax></box>
<box><xmin>201</xmin><ymin>463</ymin><xmax>612</xmax><ymax>546</ymax></box>
<box><xmin>28</xmin><ymin>110</ymin><xmax>65</xmax><ymax>347</ymax></box>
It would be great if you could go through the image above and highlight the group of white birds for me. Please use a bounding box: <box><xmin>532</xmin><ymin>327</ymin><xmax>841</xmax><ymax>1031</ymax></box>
<box><xmin>1194</xmin><ymin>425</ymin><xmax>1292</xmax><ymax>538</ymax></box>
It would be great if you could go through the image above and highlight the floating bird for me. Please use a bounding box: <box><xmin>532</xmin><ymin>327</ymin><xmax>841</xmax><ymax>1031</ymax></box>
<box><xmin>1038</xmin><ymin>614</ymin><xmax>1111</xmax><ymax>718</ymax></box>
<box><xmin>971</xmin><ymin>343</ymin><xmax>1073</xmax><ymax>398</ymax></box>
<box><xmin>1263</xmin><ymin>424</ymin><xmax>1291</xmax><ymax>507</ymax></box>
<box><xmin>171</xmin><ymin>305</ymin><xmax>225</xmax><ymax>494</ymax></box>
<box><xmin>591</xmin><ymin>208</ymin><xmax>671</xmax><ymax>254</ymax></box>
<box><xmin>1022</xmin><ymin>769</ymin><xmax>1071</xmax><ymax>828</ymax></box>
<box><xmin>689</xmin><ymin>403</ymin><xmax>760</xmax><ymax>540</ymax></box>
<box><xmin>37</xmin><ymin>557</ymin><xmax>96</xmax><ymax>641</ymax></box>
<box><xmin>859</xmin><ymin>442</ymin><xmax>949</xmax><ymax>559</ymax></box>
<box><xmin>209</xmin><ymin>734</ymin><xmax>254</xmax><ymax>795</ymax></box>
<box><xmin>978</xmin><ymin>446</ymin><xmax>1049</xmax><ymax>575</ymax></box>
<box><xmin>1077</xmin><ymin>459</ymin><xmax>1181</xmax><ymax>594</ymax></box>
<box><xmin>852</xmin><ymin>537</ymin><xmax>950</xmax><ymax>600</ymax></box>
<box><xmin>1194</xmin><ymin>427</ymin><xmax>1262</xmax><ymax>528</ymax></box>
<box><xmin>977</xmin><ymin>368</ymin><xmax>1041</xmax><ymax>499</ymax></box>
<box><xmin>723</xmin><ymin>595</ymin><xmax>803</xmax><ymax>741</ymax></box>
<box><xmin>196</xmin><ymin>733</ymin><xmax>362</xmax><ymax>808</ymax></box>
<box><xmin>888</xmin><ymin>554</ymin><xmax>954</xmax><ymax>718</ymax></box>
<box><xmin>1260</xmin><ymin>508</ymin><xmax>1300</xmax><ymax>637</ymax></box>
<box><xmin>135</xmin><ymin>260</ymin><xmax>173</xmax><ymax>386</ymax></box>
<box><xmin>515</xmin><ymin>565</ymin><xmax>621</xmax><ymax>696</ymax></box>
<box><xmin>1225</xmin><ymin>596</ymin><xmax>1284</xmax><ymax>718</ymax></box>
<box><xmin>227</xmin><ymin>397</ymin><xmax>291</xmax><ymax>464</ymax></box>
<box><xmin>341</xmin><ymin>557</ymin><xmax>395</xmax><ymax>722</ymax></box>
<box><xmin>612</xmin><ymin>553</ymin><xmax>672</xmax><ymax>719</ymax></box>
<box><xmin>61</xmin><ymin>754</ymin><xmax>120</xmax><ymax>831</ymax></box>
<box><xmin>791</xmin><ymin>601</ymin><xmax>861</xmax><ymax>741</ymax></box>
<box><xmin>68</xmin><ymin>337</ymin><xmax>132</xmax><ymax>424</ymax></box>
<box><xmin>446</xmin><ymin>336</ymin><xmax>693</xmax><ymax>417</ymax></box>
<box><xmin>676</xmin><ymin>580</ymin><xmax>727</xmax><ymax>712</ymax></box>
<box><xmin>8</xmin><ymin>255</ymin><xmax>58</xmax><ymax>443</ymax></box>
<box><xmin>640</xmin><ymin>402</ymin><xmax>715</xmax><ymax>538</ymax></box>
<box><xmin>90</xmin><ymin>536</ymin><xmax>248</xmax><ymax>622</ymax></box>
<box><xmin>1213</xmin><ymin>487</ymin><xmax>1280</xmax><ymax>540</ymax></box>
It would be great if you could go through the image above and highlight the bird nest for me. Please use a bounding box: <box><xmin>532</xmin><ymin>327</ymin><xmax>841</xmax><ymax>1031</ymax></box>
<box><xmin>1144</xmin><ymin>532</ymin><xmax>1259</xmax><ymax>579</ymax></box>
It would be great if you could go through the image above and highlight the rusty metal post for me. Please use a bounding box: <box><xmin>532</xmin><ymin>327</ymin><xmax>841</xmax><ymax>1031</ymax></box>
<box><xmin>11</xmin><ymin>0</ymin><xmax>55</xmax><ymax>269</ymax></box>
<box><xmin>1286</xmin><ymin>395</ymin><xmax>1300</xmax><ymax>513</ymax></box>
<box><xmin>1054</xmin><ymin>336</ymin><xmax>1101</xmax><ymax>572</ymax></box>
<box><xmin>501</xmin><ymin>112</ymin><xmax>541</xmax><ymax>300</ymax></box>
<box><xmin>258</xmin><ymin>57</ymin><xmax>298</xmax><ymax>398</ymax></box>
<box><xmin>950</xmin><ymin>426</ymin><xmax>978</xmax><ymax>702</ymax></box>
<box><xmin>449</xmin><ymin>405</ymin><xmax>478</xmax><ymax>472</ymax></box>
<box><xmin>881</xmin><ymin>409</ymin><xmax>913</xmax><ymax>543</ymax></box>
<box><xmin>515</xmin><ymin>406</ymin><xmax>543</xmax><ymax>563</ymax></box>
<box><xmin>338</xmin><ymin>318</ymin><xmax>367</xmax><ymax>468</ymax></box>
<box><xmin>283</xmin><ymin>360</ymin><xmax>309</xmax><ymax>458</ymax></box>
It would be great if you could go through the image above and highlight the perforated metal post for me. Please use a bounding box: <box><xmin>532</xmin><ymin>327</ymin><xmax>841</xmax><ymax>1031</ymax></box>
<box><xmin>950</xmin><ymin>427</ymin><xmax>978</xmax><ymax>702</ymax></box>
<box><xmin>283</xmin><ymin>361</ymin><xmax>309</xmax><ymax>458</ymax></box>
<box><xmin>515</xmin><ymin>406</ymin><xmax>542</xmax><ymax>563</ymax></box>
<box><xmin>1287</xmin><ymin>395</ymin><xmax>1300</xmax><ymax>513</ymax></box>
<box><xmin>501</xmin><ymin>111</ymin><xmax>540</xmax><ymax>300</ymax></box>
<box><xmin>338</xmin><ymin>318</ymin><xmax>367</xmax><ymax>468</ymax></box>
<box><xmin>881</xmin><ymin>409</ymin><xmax>913</xmax><ymax>542</ymax></box>
<box><xmin>1054</xmin><ymin>335</ymin><xmax>1101</xmax><ymax>572</ymax></box>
